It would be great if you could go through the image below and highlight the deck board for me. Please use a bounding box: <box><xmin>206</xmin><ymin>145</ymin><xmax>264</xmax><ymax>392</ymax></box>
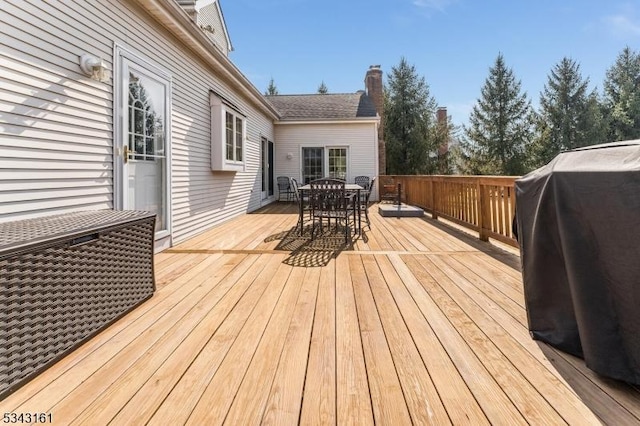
<box><xmin>350</xmin><ymin>255</ymin><xmax>413</xmax><ymax>425</ymax></box>
<box><xmin>300</xmin><ymin>261</ymin><xmax>337</xmax><ymax>425</ymax></box>
<box><xmin>362</xmin><ymin>255</ymin><xmax>451</xmax><ymax>425</ymax></box>
<box><xmin>1</xmin><ymin>202</ymin><xmax>639</xmax><ymax>425</ymax></box>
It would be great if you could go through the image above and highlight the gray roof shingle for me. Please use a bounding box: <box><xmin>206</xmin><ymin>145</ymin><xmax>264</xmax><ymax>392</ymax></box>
<box><xmin>265</xmin><ymin>92</ymin><xmax>378</xmax><ymax>121</ymax></box>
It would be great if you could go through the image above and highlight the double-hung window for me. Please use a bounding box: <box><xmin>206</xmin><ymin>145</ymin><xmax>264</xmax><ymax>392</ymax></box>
<box><xmin>210</xmin><ymin>92</ymin><xmax>246</xmax><ymax>171</ymax></box>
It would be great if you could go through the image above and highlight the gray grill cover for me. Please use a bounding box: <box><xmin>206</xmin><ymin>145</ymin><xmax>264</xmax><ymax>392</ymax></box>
<box><xmin>515</xmin><ymin>140</ymin><xmax>640</xmax><ymax>385</ymax></box>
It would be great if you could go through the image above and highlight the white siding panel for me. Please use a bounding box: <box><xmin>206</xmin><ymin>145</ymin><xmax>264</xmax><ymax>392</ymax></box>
<box><xmin>0</xmin><ymin>0</ymin><xmax>275</xmax><ymax>244</ymax></box>
<box><xmin>197</xmin><ymin>2</ymin><xmax>230</xmax><ymax>55</ymax></box>
<box><xmin>273</xmin><ymin>122</ymin><xmax>379</xmax><ymax>199</ymax></box>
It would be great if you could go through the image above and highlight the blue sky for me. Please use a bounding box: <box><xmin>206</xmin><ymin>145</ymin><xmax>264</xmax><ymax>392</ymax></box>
<box><xmin>199</xmin><ymin>0</ymin><xmax>640</xmax><ymax>127</ymax></box>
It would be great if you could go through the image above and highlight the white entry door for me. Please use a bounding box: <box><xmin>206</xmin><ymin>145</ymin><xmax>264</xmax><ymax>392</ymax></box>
<box><xmin>119</xmin><ymin>54</ymin><xmax>171</xmax><ymax>240</ymax></box>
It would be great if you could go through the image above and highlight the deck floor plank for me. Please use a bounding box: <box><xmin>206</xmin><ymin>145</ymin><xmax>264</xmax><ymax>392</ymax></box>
<box><xmin>390</xmin><ymin>254</ymin><xmax>529</xmax><ymax>425</ymax></box>
<box><xmin>349</xmin><ymin>255</ymin><xmax>413</xmax><ymax>425</ymax></box>
<box><xmin>335</xmin><ymin>255</ymin><xmax>374</xmax><ymax>426</ymax></box>
<box><xmin>53</xmin><ymin>255</ymin><xmax>261</xmax><ymax>425</ymax></box>
<box><xmin>222</xmin><ymin>265</ymin><xmax>309</xmax><ymax>425</ymax></box>
<box><xmin>146</xmin><ymin>254</ymin><xmax>286</xmax><ymax>425</ymax></box>
<box><xmin>2</xmin><ymin>203</ymin><xmax>639</xmax><ymax>425</ymax></box>
<box><xmin>184</xmin><ymin>261</ymin><xmax>293</xmax><ymax>425</ymax></box>
<box><xmin>361</xmin><ymin>255</ymin><xmax>451</xmax><ymax>425</ymax></box>
<box><xmin>376</xmin><ymin>254</ymin><xmax>490</xmax><ymax>425</ymax></box>
<box><xmin>300</xmin><ymin>260</ymin><xmax>337</xmax><ymax>425</ymax></box>
<box><xmin>259</xmin><ymin>267</ymin><xmax>321</xmax><ymax>425</ymax></box>
<box><xmin>108</xmin><ymin>254</ymin><xmax>274</xmax><ymax>425</ymax></box>
<box><xmin>449</xmin><ymin>252</ymin><xmax>525</xmax><ymax>307</ymax></box>
<box><xmin>414</xmin><ymin>254</ymin><xmax>572</xmax><ymax>425</ymax></box>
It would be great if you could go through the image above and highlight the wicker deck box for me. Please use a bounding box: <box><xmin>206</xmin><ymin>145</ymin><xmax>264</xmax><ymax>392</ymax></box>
<box><xmin>0</xmin><ymin>210</ymin><xmax>156</xmax><ymax>399</ymax></box>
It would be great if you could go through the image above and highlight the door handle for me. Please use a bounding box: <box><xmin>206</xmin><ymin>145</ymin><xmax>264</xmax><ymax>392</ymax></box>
<box><xmin>123</xmin><ymin>145</ymin><xmax>129</xmax><ymax>163</ymax></box>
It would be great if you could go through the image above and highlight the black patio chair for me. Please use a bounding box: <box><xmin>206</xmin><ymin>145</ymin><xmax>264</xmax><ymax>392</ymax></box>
<box><xmin>290</xmin><ymin>177</ymin><xmax>311</xmax><ymax>233</ymax></box>
<box><xmin>277</xmin><ymin>176</ymin><xmax>294</xmax><ymax>202</ymax></box>
<box><xmin>354</xmin><ymin>175</ymin><xmax>371</xmax><ymax>191</ymax></box>
<box><xmin>309</xmin><ymin>178</ymin><xmax>355</xmax><ymax>244</ymax></box>
<box><xmin>290</xmin><ymin>177</ymin><xmax>300</xmax><ymax>203</ymax></box>
<box><xmin>358</xmin><ymin>176</ymin><xmax>376</xmax><ymax>228</ymax></box>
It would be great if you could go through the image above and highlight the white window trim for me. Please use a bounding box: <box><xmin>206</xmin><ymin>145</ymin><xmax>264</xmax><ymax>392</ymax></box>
<box><xmin>113</xmin><ymin>43</ymin><xmax>172</xmax><ymax>241</ymax></box>
<box><xmin>210</xmin><ymin>92</ymin><xmax>246</xmax><ymax>171</ymax></box>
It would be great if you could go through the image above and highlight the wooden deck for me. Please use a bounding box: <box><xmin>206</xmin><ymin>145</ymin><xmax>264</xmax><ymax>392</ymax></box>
<box><xmin>2</xmin><ymin>203</ymin><xmax>639</xmax><ymax>425</ymax></box>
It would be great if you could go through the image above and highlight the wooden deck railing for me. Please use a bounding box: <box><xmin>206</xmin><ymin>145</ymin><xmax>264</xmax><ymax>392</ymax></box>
<box><xmin>384</xmin><ymin>175</ymin><xmax>519</xmax><ymax>247</ymax></box>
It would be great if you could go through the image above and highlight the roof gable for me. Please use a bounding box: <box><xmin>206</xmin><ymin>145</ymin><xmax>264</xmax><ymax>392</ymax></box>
<box><xmin>197</xmin><ymin>0</ymin><xmax>233</xmax><ymax>55</ymax></box>
<box><xmin>265</xmin><ymin>93</ymin><xmax>378</xmax><ymax>121</ymax></box>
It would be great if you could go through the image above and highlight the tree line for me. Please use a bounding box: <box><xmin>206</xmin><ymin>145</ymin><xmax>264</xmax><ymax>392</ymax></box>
<box><xmin>384</xmin><ymin>47</ymin><xmax>640</xmax><ymax>176</ymax></box>
<box><xmin>265</xmin><ymin>78</ymin><xmax>329</xmax><ymax>95</ymax></box>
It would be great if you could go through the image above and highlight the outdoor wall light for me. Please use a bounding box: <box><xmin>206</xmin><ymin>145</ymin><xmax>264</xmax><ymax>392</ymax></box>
<box><xmin>79</xmin><ymin>54</ymin><xmax>110</xmax><ymax>82</ymax></box>
<box><xmin>286</xmin><ymin>152</ymin><xmax>293</xmax><ymax>160</ymax></box>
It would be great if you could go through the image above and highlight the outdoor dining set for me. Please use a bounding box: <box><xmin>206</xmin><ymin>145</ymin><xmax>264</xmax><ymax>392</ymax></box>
<box><xmin>277</xmin><ymin>176</ymin><xmax>376</xmax><ymax>244</ymax></box>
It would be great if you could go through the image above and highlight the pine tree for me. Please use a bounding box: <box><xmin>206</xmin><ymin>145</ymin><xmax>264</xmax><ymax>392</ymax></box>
<box><xmin>265</xmin><ymin>78</ymin><xmax>279</xmax><ymax>96</ymax></box>
<box><xmin>531</xmin><ymin>58</ymin><xmax>605</xmax><ymax>167</ymax></box>
<box><xmin>317</xmin><ymin>81</ymin><xmax>328</xmax><ymax>94</ymax></box>
<box><xmin>462</xmin><ymin>53</ymin><xmax>532</xmax><ymax>175</ymax></box>
<box><xmin>433</xmin><ymin>110</ymin><xmax>458</xmax><ymax>174</ymax></box>
<box><xmin>603</xmin><ymin>46</ymin><xmax>640</xmax><ymax>141</ymax></box>
<box><xmin>582</xmin><ymin>91</ymin><xmax>607</xmax><ymax>145</ymax></box>
<box><xmin>384</xmin><ymin>57</ymin><xmax>439</xmax><ymax>174</ymax></box>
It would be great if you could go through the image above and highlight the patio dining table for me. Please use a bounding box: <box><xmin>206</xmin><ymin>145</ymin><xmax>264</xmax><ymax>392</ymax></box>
<box><xmin>297</xmin><ymin>183</ymin><xmax>363</xmax><ymax>237</ymax></box>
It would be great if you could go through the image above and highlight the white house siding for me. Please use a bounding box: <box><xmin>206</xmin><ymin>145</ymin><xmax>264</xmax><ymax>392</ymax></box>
<box><xmin>273</xmin><ymin>122</ymin><xmax>379</xmax><ymax>200</ymax></box>
<box><xmin>0</xmin><ymin>0</ymin><xmax>275</xmax><ymax>245</ymax></box>
<box><xmin>197</xmin><ymin>2</ymin><xmax>230</xmax><ymax>56</ymax></box>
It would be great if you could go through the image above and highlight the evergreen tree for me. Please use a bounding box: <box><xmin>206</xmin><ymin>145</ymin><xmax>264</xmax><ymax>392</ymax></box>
<box><xmin>603</xmin><ymin>46</ymin><xmax>640</xmax><ymax>141</ymax></box>
<box><xmin>531</xmin><ymin>58</ymin><xmax>605</xmax><ymax>167</ymax></box>
<box><xmin>583</xmin><ymin>91</ymin><xmax>608</xmax><ymax>144</ymax></box>
<box><xmin>384</xmin><ymin>57</ymin><xmax>439</xmax><ymax>174</ymax></box>
<box><xmin>265</xmin><ymin>77</ymin><xmax>279</xmax><ymax>96</ymax></box>
<box><xmin>433</xmin><ymin>110</ymin><xmax>458</xmax><ymax>174</ymax></box>
<box><xmin>317</xmin><ymin>81</ymin><xmax>328</xmax><ymax>94</ymax></box>
<box><xmin>462</xmin><ymin>53</ymin><xmax>532</xmax><ymax>175</ymax></box>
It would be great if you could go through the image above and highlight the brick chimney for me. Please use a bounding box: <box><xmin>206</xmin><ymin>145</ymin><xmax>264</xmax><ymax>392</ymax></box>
<box><xmin>365</xmin><ymin>65</ymin><xmax>385</xmax><ymax>175</ymax></box>
<box><xmin>436</xmin><ymin>107</ymin><xmax>448</xmax><ymax>156</ymax></box>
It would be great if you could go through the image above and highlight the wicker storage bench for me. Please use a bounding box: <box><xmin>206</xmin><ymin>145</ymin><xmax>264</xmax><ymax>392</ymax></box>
<box><xmin>0</xmin><ymin>210</ymin><xmax>156</xmax><ymax>399</ymax></box>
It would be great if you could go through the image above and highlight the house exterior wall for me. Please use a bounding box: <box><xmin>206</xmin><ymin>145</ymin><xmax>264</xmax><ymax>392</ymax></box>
<box><xmin>273</xmin><ymin>122</ymin><xmax>379</xmax><ymax>200</ymax></box>
<box><xmin>197</xmin><ymin>2</ymin><xmax>231</xmax><ymax>55</ymax></box>
<box><xmin>0</xmin><ymin>0</ymin><xmax>275</xmax><ymax>245</ymax></box>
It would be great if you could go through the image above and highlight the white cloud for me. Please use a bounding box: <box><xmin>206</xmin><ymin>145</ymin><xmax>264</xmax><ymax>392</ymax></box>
<box><xmin>412</xmin><ymin>0</ymin><xmax>456</xmax><ymax>12</ymax></box>
<box><xmin>603</xmin><ymin>3</ymin><xmax>640</xmax><ymax>38</ymax></box>
<box><xmin>604</xmin><ymin>14</ymin><xmax>640</xmax><ymax>37</ymax></box>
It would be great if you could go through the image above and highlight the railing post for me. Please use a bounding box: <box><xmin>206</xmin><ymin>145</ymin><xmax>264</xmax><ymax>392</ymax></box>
<box><xmin>431</xmin><ymin>179</ymin><xmax>438</xmax><ymax>219</ymax></box>
<box><xmin>477</xmin><ymin>180</ymin><xmax>489</xmax><ymax>242</ymax></box>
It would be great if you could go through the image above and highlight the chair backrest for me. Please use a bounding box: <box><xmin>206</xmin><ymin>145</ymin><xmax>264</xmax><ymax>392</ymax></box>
<box><xmin>365</xmin><ymin>176</ymin><xmax>376</xmax><ymax>204</ymax></box>
<box><xmin>277</xmin><ymin>176</ymin><xmax>290</xmax><ymax>190</ymax></box>
<box><xmin>289</xmin><ymin>177</ymin><xmax>300</xmax><ymax>202</ymax></box>
<box><xmin>354</xmin><ymin>176</ymin><xmax>371</xmax><ymax>190</ymax></box>
<box><xmin>310</xmin><ymin>178</ymin><xmax>347</xmax><ymax>213</ymax></box>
